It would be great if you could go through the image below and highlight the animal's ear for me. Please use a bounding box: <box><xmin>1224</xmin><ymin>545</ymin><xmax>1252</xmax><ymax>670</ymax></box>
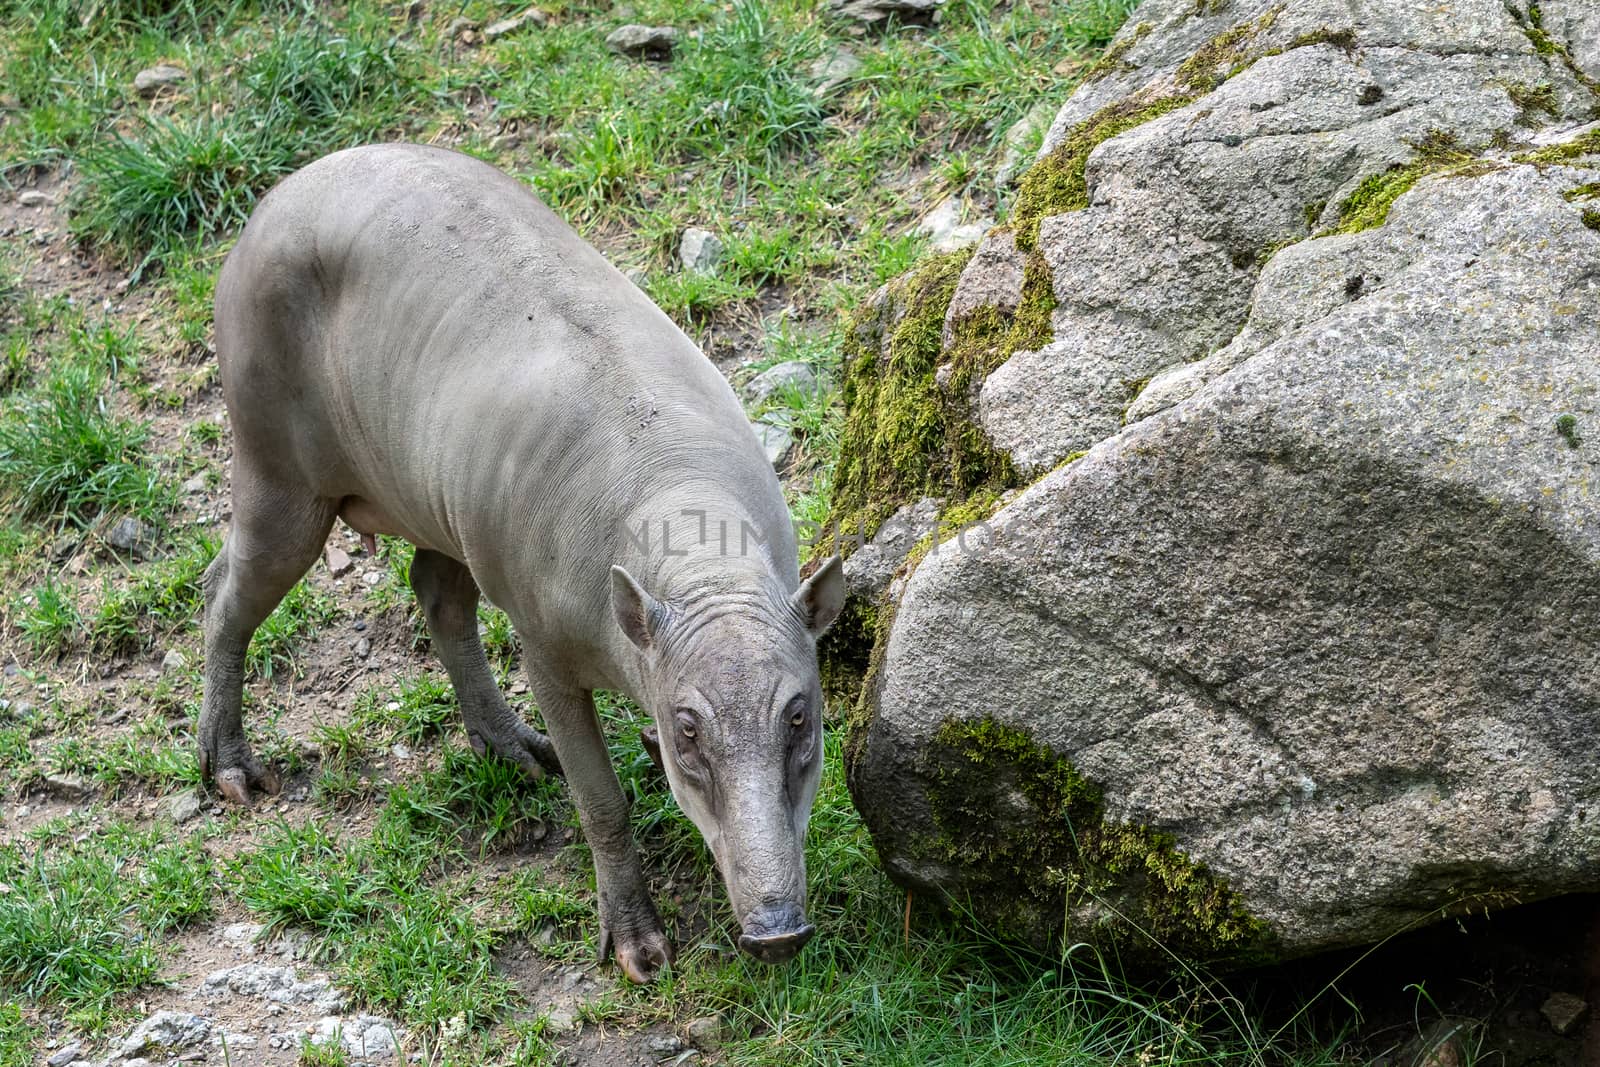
<box><xmin>792</xmin><ymin>556</ymin><xmax>845</xmax><ymax>637</ymax></box>
<box><xmin>611</xmin><ymin>565</ymin><xmax>665</xmax><ymax>652</ymax></box>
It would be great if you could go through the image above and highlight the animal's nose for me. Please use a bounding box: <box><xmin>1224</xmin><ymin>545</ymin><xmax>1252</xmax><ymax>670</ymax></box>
<box><xmin>737</xmin><ymin>902</ymin><xmax>815</xmax><ymax>964</ymax></box>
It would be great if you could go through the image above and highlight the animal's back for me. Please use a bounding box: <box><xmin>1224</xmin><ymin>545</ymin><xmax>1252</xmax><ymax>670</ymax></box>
<box><xmin>214</xmin><ymin>143</ymin><xmax>791</xmax><ymax>605</ymax></box>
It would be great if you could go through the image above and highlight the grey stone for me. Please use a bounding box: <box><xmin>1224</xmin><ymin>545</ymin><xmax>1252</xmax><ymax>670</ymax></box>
<box><xmin>45</xmin><ymin>1043</ymin><xmax>80</xmax><ymax>1067</ymax></box>
<box><xmin>41</xmin><ymin>773</ymin><xmax>90</xmax><ymax>799</ymax></box>
<box><xmin>970</xmin><ymin>0</ymin><xmax>1595</xmax><ymax>475</ymax></box>
<box><xmin>181</xmin><ymin>474</ymin><xmax>207</xmax><ymax>494</ymax></box>
<box><xmin>752</xmin><ymin>421</ymin><xmax>794</xmax><ymax>468</ymax></box>
<box><xmin>545</xmin><ymin>1007</ymin><xmax>577</xmax><ymax>1034</ymax></box>
<box><xmin>679</xmin><ymin>227</ymin><xmax>722</xmax><ymax>274</ymax></box>
<box><xmin>200</xmin><ymin>963</ymin><xmax>346</xmax><ymax>1011</ymax></box>
<box><xmin>850</xmin><ymin>157</ymin><xmax>1600</xmax><ymax>963</ymax></box>
<box><xmin>606</xmin><ymin>24</ymin><xmax>677</xmax><ymax>58</ymax></box>
<box><xmin>107</xmin><ymin>516</ymin><xmax>152</xmax><ymax>555</ymax></box>
<box><xmin>913</xmin><ymin>197</ymin><xmax>991</xmax><ymax>254</ymax></box>
<box><xmin>165</xmin><ymin>790</ymin><xmax>203</xmax><ymax>823</ymax></box>
<box><xmin>132</xmin><ymin>64</ymin><xmax>187</xmax><ymax>95</ymax></box>
<box><xmin>743</xmin><ymin>361</ymin><xmax>827</xmax><ymax>406</ymax></box>
<box><xmin>684</xmin><ymin>1016</ymin><xmax>722</xmax><ymax>1049</ymax></box>
<box><xmin>309</xmin><ymin>1015</ymin><xmax>401</xmax><ymax>1060</ymax></box>
<box><xmin>118</xmin><ymin>1011</ymin><xmax>211</xmax><ymax>1057</ymax></box>
<box><xmin>161</xmin><ymin>648</ymin><xmax>188</xmax><ymax>673</ymax></box>
<box><xmin>647</xmin><ymin>1033</ymin><xmax>685</xmax><ymax>1056</ymax></box>
<box><xmin>1541</xmin><ymin>992</ymin><xmax>1588</xmax><ymax>1036</ymax></box>
<box><xmin>326</xmin><ymin>545</ymin><xmax>354</xmax><ymax>576</ymax></box>
<box><xmin>826</xmin><ymin>0</ymin><xmax>942</xmax><ymax>25</ymax></box>
<box><xmin>809</xmin><ymin>48</ymin><xmax>863</xmax><ymax>96</ymax></box>
<box><xmin>485</xmin><ymin>7</ymin><xmax>545</xmax><ymax>39</ymax></box>
<box><xmin>17</xmin><ymin>190</ymin><xmax>54</xmax><ymax>208</ymax></box>
<box><xmin>841</xmin><ymin>496</ymin><xmax>940</xmax><ymax>601</ymax></box>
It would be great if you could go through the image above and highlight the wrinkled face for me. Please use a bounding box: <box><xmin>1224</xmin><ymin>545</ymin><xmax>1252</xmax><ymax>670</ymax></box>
<box><xmin>611</xmin><ymin>558</ymin><xmax>843</xmax><ymax>964</ymax></box>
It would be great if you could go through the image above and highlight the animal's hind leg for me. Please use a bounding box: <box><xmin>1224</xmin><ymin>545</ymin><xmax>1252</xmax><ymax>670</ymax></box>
<box><xmin>409</xmin><ymin>549</ymin><xmax>562</xmax><ymax>777</ymax></box>
<box><xmin>199</xmin><ymin>468</ymin><xmax>335</xmax><ymax>805</ymax></box>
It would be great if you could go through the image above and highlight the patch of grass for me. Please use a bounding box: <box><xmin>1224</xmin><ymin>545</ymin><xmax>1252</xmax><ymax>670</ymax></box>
<box><xmin>0</xmin><ymin>362</ymin><xmax>170</xmax><ymax>527</ymax></box>
<box><xmin>0</xmin><ymin>825</ymin><xmax>213</xmax><ymax>1029</ymax></box>
<box><xmin>0</xmin><ymin>1003</ymin><xmax>34</xmax><ymax>1067</ymax></box>
<box><xmin>228</xmin><ymin>819</ymin><xmax>381</xmax><ymax>934</ymax></box>
<box><xmin>12</xmin><ymin>575</ymin><xmax>84</xmax><ymax>658</ymax></box>
<box><xmin>352</xmin><ymin>672</ymin><xmax>460</xmax><ymax>744</ymax></box>
<box><xmin>298</xmin><ymin>1036</ymin><xmax>351</xmax><ymax>1067</ymax></box>
<box><xmin>88</xmin><ymin>534</ymin><xmax>216</xmax><ymax>654</ymax></box>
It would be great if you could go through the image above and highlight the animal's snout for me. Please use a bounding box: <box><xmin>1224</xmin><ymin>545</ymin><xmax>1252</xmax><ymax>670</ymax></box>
<box><xmin>737</xmin><ymin>902</ymin><xmax>815</xmax><ymax>964</ymax></box>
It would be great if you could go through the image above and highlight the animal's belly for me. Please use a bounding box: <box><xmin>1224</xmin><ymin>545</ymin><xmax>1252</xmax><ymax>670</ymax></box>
<box><xmin>337</xmin><ymin>496</ymin><xmax>442</xmax><ymax>555</ymax></box>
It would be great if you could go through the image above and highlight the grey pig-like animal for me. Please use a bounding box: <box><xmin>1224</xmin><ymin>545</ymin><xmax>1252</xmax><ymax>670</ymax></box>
<box><xmin>200</xmin><ymin>144</ymin><xmax>845</xmax><ymax>981</ymax></box>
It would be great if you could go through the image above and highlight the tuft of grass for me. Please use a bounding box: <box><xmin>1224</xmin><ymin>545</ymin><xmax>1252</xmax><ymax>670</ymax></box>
<box><xmin>0</xmin><ymin>825</ymin><xmax>214</xmax><ymax>1029</ymax></box>
<box><xmin>352</xmin><ymin>672</ymin><xmax>459</xmax><ymax>744</ymax></box>
<box><xmin>12</xmin><ymin>575</ymin><xmax>84</xmax><ymax>657</ymax></box>
<box><xmin>88</xmin><ymin>535</ymin><xmax>216</xmax><ymax>654</ymax></box>
<box><xmin>0</xmin><ymin>363</ymin><xmax>170</xmax><ymax>527</ymax></box>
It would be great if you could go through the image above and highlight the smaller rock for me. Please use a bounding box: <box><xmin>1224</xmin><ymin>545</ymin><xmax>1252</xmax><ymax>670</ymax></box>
<box><xmin>809</xmin><ymin>48</ymin><xmax>862</xmax><ymax>96</ymax></box>
<box><xmin>326</xmin><ymin>545</ymin><xmax>353</xmax><ymax>576</ymax></box>
<box><xmin>363</xmin><ymin>570</ymin><xmax>383</xmax><ymax>586</ymax></box>
<box><xmin>752</xmin><ymin>421</ymin><xmax>794</xmax><ymax>468</ymax></box>
<box><xmin>41</xmin><ymin>773</ymin><xmax>90</xmax><ymax>800</ymax></box>
<box><xmin>606</xmin><ymin>24</ymin><xmax>677</xmax><ymax>59</ymax></box>
<box><xmin>914</xmin><ymin>197</ymin><xmax>991</xmax><ymax>253</ymax></box>
<box><xmin>1541</xmin><ymin>992</ymin><xmax>1588</xmax><ymax>1035</ymax></box>
<box><xmin>826</xmin><ymin>0</ymin><xmax>941</xmax><ymax>24</ymax></box>
<box><xmin>485</xmin><ymin>7</ymin><xmax>545</xmax><ymax>39</ymax></box>
<box><xmin>392</xmin><ymin>742</ymin><xmax>413</xmax><ymax>760</ymax></box>
<box><xmin>17</xmin><ymin>190</ymin><xmax>54</xmax><ymax>208</ymax></box>
<box><xmin>133</xmin><ymin>64</ymin><xmax>187</xmax><ymax>96</ymax></box>
<box><xmin>684</xmin><ymin>1015</ymin><xmax>721</xmax><ymax>1050</ymax></box>
<box><xmin>107</xmin><ymin>516</ymin><xmax>153</xmax><ymax>556</ymax></box>
<box><xmin>118</xmin><ymin>1010</ymin><xmax>211</xmax><ymax>1057</ymax></box>
<box><xmin>182</xmin><ymin>475</ymin><xmax>207</xmax><ymax>494</ymax></box>
<box><xmin>166</xmin><ymin>790</ymin><xmax>204</xmax><ymax>824</ymax></box>
<box><xmin>354</xmin><ymin>637</ymin><xmax>371</xmax><ymax>658</ymax></box>
<box><xmin>679</xmin><ymin>228</ymin><xmax>723</xmax><ymax>274</ymax></box>
<box><xmin>744</xmin><ymin>361</ymin><xmax>827</xmax><ymax>406</ymax></box>
<box><xmin>46</xmin><ymin>1043</ymin><xmax>80</xmax><ymax>1067</ymax></box>
<box><xmin>545</xmin><ymin>1007</ymin><xmax>576</xmax><ymax>1034</ymax></box>
<box><xmin>647</xmin><ymin>1033</ymin><xmax>685</xmax><ymax>1056</ymax></box>
<box><xmin>162</xmin><ymin>648</ymin><xmax>188</xmax><ymax>674</ymax></box>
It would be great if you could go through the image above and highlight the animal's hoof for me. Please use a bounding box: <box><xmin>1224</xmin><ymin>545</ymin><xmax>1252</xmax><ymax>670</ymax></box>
<box><xmin>201</xmin><ymin>745</ymin><xmax>281</xmax><ymax>807</ymax></box>
<box><xmin>466</xmin><ymin>721</ymin><xmax>563</xmax><ymax>779</ymax></box>
<box><xmin>600</xmin><ymin>922</ymin><xmax>675</xmax><ymax>984</ymax></box>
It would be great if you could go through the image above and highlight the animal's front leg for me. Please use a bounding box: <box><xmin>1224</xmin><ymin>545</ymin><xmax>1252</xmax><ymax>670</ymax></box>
<box><xmin>530</xmin><ymin>678</ymin><xmax>673</xmax><ymax>982</ymax></box>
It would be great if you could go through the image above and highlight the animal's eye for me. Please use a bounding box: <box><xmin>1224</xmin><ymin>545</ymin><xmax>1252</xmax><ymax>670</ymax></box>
<box><xmin>681</xmin><ymin>722</ymin><xmax>696</xmax><ymax>740</ymax></box>
<box><xmin>789</xmin><ymin>710</ymin><xmax>805</xmax><ymax>728</ymax></box>
<box><xmin>675</xmin><ymin>709</ymin><xmax>698</xmax><ymax>742</ymax></box>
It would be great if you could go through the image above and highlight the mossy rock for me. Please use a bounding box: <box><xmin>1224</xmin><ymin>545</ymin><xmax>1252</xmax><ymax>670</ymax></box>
<box><xmin>878</xmin><ymin>717</ymin><xmax>1276</xmax><ymax>968</ymax></box>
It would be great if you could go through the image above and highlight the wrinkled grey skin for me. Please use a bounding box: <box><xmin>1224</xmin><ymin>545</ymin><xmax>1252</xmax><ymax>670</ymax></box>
<box><xmin>200</xmin><ymin>144</ymin><xmax>844</xmax><ymax>982</ymax></box>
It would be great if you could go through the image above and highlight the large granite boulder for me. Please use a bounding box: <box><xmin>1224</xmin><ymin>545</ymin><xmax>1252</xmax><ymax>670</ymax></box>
<box><xmin>836</xmin><ymin>0</ymin><xmax>1600</xmax><ymax>965</ymax></box>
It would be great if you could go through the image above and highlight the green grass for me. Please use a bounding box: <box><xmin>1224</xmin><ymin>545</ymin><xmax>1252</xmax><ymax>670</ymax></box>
<box><xmin>0</xmin><ymin>824</ymin><xmax>215</xmax><ymax>1030</ymax></box>
<box><xmin>0</xmin><ymin>362</ymin><xmax>170</xmax><ymax>527</ymax></box>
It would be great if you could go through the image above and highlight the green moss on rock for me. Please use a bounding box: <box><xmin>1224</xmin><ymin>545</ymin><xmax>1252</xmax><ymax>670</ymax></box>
<box><xmin>1011</xmin><ymin>93</ymin><xmax>1198</xmax><ymax>251</ymax></box>
<box><xmin>1327</xmin><ymin>131</ymin><xmax>1496</xmax><ymax>235</ymax></box>
<box><xmin>917</xmin><ymin>717</ymin><xmax>1276</xmax><ymax>965</ymax></box>
<box><xmin>1517</xmin><ymin>127</ymin><xmax>1600</xmax><ymax>166</ymax></box>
